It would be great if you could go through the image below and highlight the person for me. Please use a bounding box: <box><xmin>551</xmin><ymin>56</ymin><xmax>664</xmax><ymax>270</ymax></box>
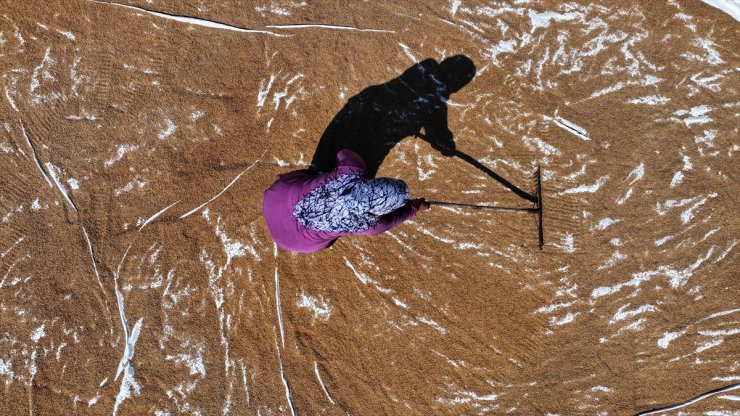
<box><xmin>263</xmin><ymin>149</ymin><xmax>429</xmax><ymax>253</ymax></box>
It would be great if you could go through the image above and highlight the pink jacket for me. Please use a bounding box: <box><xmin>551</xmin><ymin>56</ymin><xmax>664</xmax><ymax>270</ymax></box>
<box><xmin>263</xmin><ymin>150</ymin><xmax>420</xmax><ymax>253</ymax></box>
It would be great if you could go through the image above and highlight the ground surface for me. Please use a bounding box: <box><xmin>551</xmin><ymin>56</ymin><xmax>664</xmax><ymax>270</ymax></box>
<box><xmin>1</xmin><ymin>0</ymin><xmax>739</xmax><ymax>415</ymax></box>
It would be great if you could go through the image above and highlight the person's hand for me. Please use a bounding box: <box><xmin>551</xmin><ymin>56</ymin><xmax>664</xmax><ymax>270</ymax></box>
<box><xmin>411</xmin><ymin>198</ymin><xmax>431</xmax><ymax>212</ymax></box>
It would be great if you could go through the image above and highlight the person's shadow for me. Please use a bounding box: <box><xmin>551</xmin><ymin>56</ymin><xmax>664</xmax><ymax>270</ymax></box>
<box><xmin>310</xmin><ymin>55</ymin><xmax>536</xmax><ymax>203</ymax></box>
<box><xmin>311</xmin><ymin>55</ymin><xmax>474</xmax><ymax>176</ymax></box>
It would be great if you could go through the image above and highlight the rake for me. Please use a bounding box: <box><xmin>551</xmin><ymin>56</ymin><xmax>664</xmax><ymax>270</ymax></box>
<box><xmin>426</xmin><ymin>150</ymin><xmax>544</xmax><ymax>250</ymax></box>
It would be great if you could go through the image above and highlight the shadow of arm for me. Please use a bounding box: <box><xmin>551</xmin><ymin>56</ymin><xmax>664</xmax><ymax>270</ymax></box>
<box><xmin>420</xmin><ymin>102</ymin><xmax>456</xmax><ymax>156</ymax></box>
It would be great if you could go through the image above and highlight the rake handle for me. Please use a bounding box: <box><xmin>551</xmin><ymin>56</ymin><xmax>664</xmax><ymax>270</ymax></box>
<box><xmin>426</xmin><ymin>200</ymin><xmax>538</xmax><ymax>212</ymax></box>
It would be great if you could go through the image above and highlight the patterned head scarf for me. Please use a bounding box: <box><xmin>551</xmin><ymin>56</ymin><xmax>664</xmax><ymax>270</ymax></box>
<box><xmin>350</xmin><ymin>178</ymin><xmax>409</xmax><ymax>216</ymax></box>
<box><xmin>293</xmin><ymin>174</ymin><xmax>409</xmax><ymax>233</ymax></box>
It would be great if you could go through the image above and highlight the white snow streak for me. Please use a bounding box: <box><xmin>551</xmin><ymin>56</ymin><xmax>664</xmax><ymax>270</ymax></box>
<box><xmin>610</xmin><ymin>304</ymin><xmax>656</xmax><ymax>324</ymax></box>
<box><xmin>93</xmin><ymin>0</ymin><xmax>284</xmax><ymax>35</ymax></box>
<box><xmin>139</xmin><ymin>200</ymin><xmax>180</xmax><ymax>232</ymax></box>
<box><xmin>314</xmin><ymin>361</ymin><xmax>335</xmax><ymax>404</ymax></box>
<box><xmin>265</xmin><ymin>24</ymin><xmax>394</xmax><ymax>33</ymax></box>
<box><xmin>657</xmin><ymin>308</ymin><xmax>740</xmax><ymax>349</ymax></box>
<box><xmin>46</xmin><ymin>163</ymin><xmax>78</xmax><ymax>211</ymax></box>
<box><xmin>105</xmin><ymin>144</ymin><xmax>140</xmax><ymax>166</ymax></box>
<box><xmin>257</xmin><ymin>75</ymin><xmax>276</xmax><ymax>108</ymax></box>
<box><xmin>450</xmin><ymin>0</ymin><xmax>462</xmax><ymax>16</ymax></box>
<box><xmin>550</xmin><ymin>112</ymin><xmax>590</xmax><ymax>141</ymax></box>
<box><xmin>528</xmin><ymin>10</ymin><xmax>581</xmax><ymax>31</ymax></box>
<box><xmin>628</xmin><ymin>95</ymin><xmax>670</xmax><ymax>105</ymax></box>
<box><xmin>114</xmin><ymin>318</ymin><xmax>144</xmax><ymax>415</ymax></box>
<box><xmin>180</xmin><ymin>152</ymin><xmax>265</xmax><ymax>218</ymax></box>
<box><xmin>274</xmin><ymin>334</ymin><xmax>296</xmax><ymax>416</ymax></box>
<box><xmin>592</xmin><ymin>246</ymin><xmax>715</xmax><ymax>297</ymax></box>
<box><xmin>20</xmin><ymin>124</ymin><xmax>53</xmax><ymax>188</ymax></box>
<box><xmin>595</xmin><ymin>218</ymin><xmax>621</xmax><ymax>231</ymax></box>
<box><xmin>670</xmin><ymin>171</ymin><xmax>684</xmax><ymax>188</ymax></box>
<box><xmin>344</xmin><ymin>257</ymin><xmax>369</xmax><ymax>284</ymax></box>
<box><xmin>274</xmin><ymin>243</ymin><xmax>286</xmax><ymax>349</ymax></box>
<box><xmin>81</xmin><ymin>226</ymin><xmax>107</xmax><ymax>303</ymax></box>
<box><xmin>674</xmin><ymin>105</ymin><xmax>712</xmax><ymax>126</ymax></box>
<box><xmin>398</xmin><ymin>42</ymin><xmax>417</xmax><ymax>62</ymax></box>
<box><xmin>559</xmin><ymin>175</ymin><xmax>609</xmax><ymax>195</ymax></box>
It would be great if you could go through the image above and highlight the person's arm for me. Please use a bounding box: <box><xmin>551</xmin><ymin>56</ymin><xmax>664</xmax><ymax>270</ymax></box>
<box><xmin>356</xmin><ymin>199</ymin><xmax>428</xmax><ymax>236</ymax></box>
<box><xmin>421</xmin><ymin>104</ymin><xmax>456</xmax><ymax>156</ymax></box>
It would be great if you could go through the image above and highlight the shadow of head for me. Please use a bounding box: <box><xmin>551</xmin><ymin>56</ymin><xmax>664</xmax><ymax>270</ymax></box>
<box><xmin>438</xmin><ymin>55</ymin><xmax>476</xmax><ymax>93</ymax></box>
<box><xmin>310</xmin><ymin>55</ymin><xmax>477</xmax><ymax>177</ymax></box>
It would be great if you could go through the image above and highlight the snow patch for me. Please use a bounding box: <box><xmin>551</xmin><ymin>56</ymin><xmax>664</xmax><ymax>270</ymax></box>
<box><xmin>611</xmin><ymin>304</ymin><xmax>656</xmax><ymax>323</ymax></box>
<box><xmin>190</xmin><ymin>110</ymin><xmax>204</xmax><ymax>121</ymax></box>
<box><xmin>114</xmin><ymin>318</ymin><xmax>144</xmax><ymax>415</ymax></box>
<box><xmin>719</xmin><ymin>395</ymin><xmax>740</xmax><ymax>401</ymax></box>
<box><xmin>670</xmin><ymin>171</ymin><xmax>684</xmax><ymax>188</ymax></box>
<box><xmin>450</xmin><ymin>0</ymin><xmax>462</xmax><ymax>16</ymax></box>
<box><xmin>114</xmin><ymin>177</ymin><xmax>147</xmax><ymax>196</ymax></box>
<box><xmin>522</xmin><ymin>136</ymin><xmax>561</xmax><ymax>156</ymax></box>
<box><xmin>559</xmin><ymin>175</ymin><xmax>608</xmax><ymax>195</ymax></box>
<box><xmin>597</xmin><ymin>251</ymin><xmax>626</xmax><ymax>270</ymax></box>
<box><xmin>158</xmin><ymin>118</ymin><xmax>177</xmax><ymax>140</ymax></box>
<box><xmin>655</xmin><ymin>193</ymin><xmax>717</xmax><ymax>224</ymax></box>
<box><xmin>257</xmin><ymin>75</ymin><xmax>276</xmax><ymax>108</ymax></box>
<box><xmin>297</xmin><ymin>294</ymin><xmax>331</xmax><ymax>322</ymax></box>
<box><xmin>561</xmin><ymin>233</ymin><xmax>575</xmax><ymax>253</ymax></box>
<box><xmin>166</xmin><ymin>341</ymin><xmax>206</xmax><ymax>378</ymax></box>
<box><xmin>658</xmin><ymin>331</ymin><xmax>681</xmax><ymax>349</ymax></box>
<box><xmin>595</xmin><ymin>218</ymin><xmax>620</xmax><ymax>231</ymax></box>
<box><xmin>592</xmin><ymin>246</ymin><xmax>715</xmax><ymax>297</ymax></box>
<box><xmin>626</xmin><ymin>163</ymin><xmax>645</xmax><ymax>184</ymax></box>
<box><xmin>439</xmin><ymin>390</ymin><xmax>498</xmax><ymax>405</ymax></box>
<box><xmin>57</xmin><ymin>29</ymin><xmax>76</xmax><ymax>41</ymax></box>
<box><xmin>528</xmin><ymin>10</ymin><xmax>581</xmax><ymax>31</ymax></box>
<box><xmin>66</xmin><ymin>178</ymin><xmax>79</xmax><ymax>190</ymax></box>
<box><xmin>551</xmin><ymin>312</ymin><xmax>579</xmax><ymax>326</ymax></box>
<box><xmin>31</xmin><ymin>324</ymin><xmax>45</xmax><ymax>342</ymax></box>
<box><xmin>418</xmin><ymin>316</ymin><xmax>447</xmax><ymax>334</ymax></box>
<box><xmin>674</xmin><ymin>105</ymin><xmax>712</xmax><ymax>126</ymax></box>
<box><xmin>490</xmin><ymin>39</ymin><xmax>516</xmax><ymax>65</ymax></box>
<box><xmin>628</xmin><ymin>95</ymin><xmax>670</xmax><ymax>105</ymax></box>
<box><xmin>549</xmin><ymin>111</ymin><xmax>590</xmax><ymax>141</ymax></box>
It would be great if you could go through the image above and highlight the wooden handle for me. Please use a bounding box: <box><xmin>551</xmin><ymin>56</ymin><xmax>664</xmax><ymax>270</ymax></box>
<box><xmin>426</xmin><ymin>200</ymin><xmax>537</xmax><ymax>212</ymax></box>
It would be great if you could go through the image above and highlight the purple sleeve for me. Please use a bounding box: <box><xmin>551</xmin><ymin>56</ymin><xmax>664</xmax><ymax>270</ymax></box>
<box><xmin>355</xmin><ymin>201</ymin><xmax>420</xmax><ymax>236</ymax></box>
<box><xmin>336</xmin><ymin>149</ymin><xmax>366</xmax><ymax>172</ymax></box>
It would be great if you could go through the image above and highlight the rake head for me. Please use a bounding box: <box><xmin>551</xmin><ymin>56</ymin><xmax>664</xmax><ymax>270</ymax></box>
<box><xmin>533</xmin><ymin>166</ymin><xmax>544</xmax><ymax>250</ymax></box>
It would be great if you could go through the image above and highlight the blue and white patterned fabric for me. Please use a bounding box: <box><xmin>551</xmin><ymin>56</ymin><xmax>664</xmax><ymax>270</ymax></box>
<box><xmin>293</xmin><ymin>174</ymin><xmax>409</xmax><ymax>233</ymax></box>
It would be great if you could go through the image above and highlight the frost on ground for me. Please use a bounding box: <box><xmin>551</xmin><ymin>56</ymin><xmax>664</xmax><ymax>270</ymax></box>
<box><xmin>0</xmin><ymin>0</ymin><xmax>737</xmax><ymax>415</ymax></box>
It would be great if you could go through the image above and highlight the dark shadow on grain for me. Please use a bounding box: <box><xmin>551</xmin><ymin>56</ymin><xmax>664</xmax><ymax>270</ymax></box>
<box><xmin>310</xmin><ymin>55</ymin><xmax>476</xmax><ymax>178</ymax></box>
